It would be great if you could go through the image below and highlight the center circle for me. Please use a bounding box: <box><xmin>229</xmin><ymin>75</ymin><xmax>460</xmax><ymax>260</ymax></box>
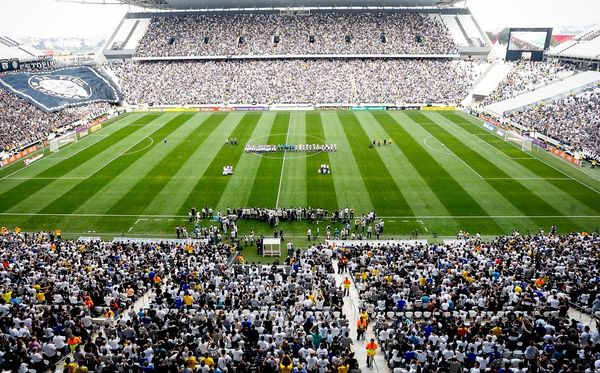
<box><xmin>245</xmin><ymin>133</ymin><xmax>329</xmax><ymax>159</ymax></box>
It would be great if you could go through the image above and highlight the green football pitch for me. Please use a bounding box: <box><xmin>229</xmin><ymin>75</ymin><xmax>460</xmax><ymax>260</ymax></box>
<box><xmin>1</xmin><ymin>110</ymin><xmax>600</xmax><ymax>245</ymax></box>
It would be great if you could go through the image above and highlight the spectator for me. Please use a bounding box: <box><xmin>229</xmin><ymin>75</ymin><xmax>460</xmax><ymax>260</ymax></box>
<box><xmin>111</xmin><ymin>59</ymin><xmax>480</xmax><ymax>106</ymax></box>
<box><xmin>135</xmin><ymin>12</ymin><xmax>458</xmax><ymax>58</ymax></box>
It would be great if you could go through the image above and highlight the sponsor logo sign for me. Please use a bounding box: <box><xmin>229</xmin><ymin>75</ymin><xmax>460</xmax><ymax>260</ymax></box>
<box><xmin>0</xmin><ymin>145</ymin><xmax>41</xmax><ymax>167</ymax></box>
<box><xmin>24</xmin><ymin>153</ymin><xmax>44</xmax><ymax>166</ymax></box>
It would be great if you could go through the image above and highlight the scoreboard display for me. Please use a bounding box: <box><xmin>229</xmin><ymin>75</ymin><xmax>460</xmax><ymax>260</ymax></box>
<box><xmin>506</xmin><ymin>28</ymin><xmax>553</xmax><ymax>61</ymax></box>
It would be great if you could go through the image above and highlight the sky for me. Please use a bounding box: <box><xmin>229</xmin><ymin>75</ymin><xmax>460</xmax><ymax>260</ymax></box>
<box><xmin>0</xmin><ymin>0</ymin><xmax>598</xmax><ymax>39</ymax></box>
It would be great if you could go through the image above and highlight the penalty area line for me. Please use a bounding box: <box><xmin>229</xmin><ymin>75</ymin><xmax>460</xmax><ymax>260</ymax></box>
<box><xmin>417</xmin><ymin>219</ymin><xmax>429</xmax><ymax>232</ymax></box>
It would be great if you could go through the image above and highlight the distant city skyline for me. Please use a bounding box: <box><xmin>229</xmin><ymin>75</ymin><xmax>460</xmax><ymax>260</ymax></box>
<box><xmin>0</xmin><ymin>0</ymin><xmax>598</xmax><ymax>39</ymax></box>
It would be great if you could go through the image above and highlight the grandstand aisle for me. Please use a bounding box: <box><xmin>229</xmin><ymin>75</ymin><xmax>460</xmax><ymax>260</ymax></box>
<box><xmin>333</xmin><ymin>261</ymin><xmax>390</xmax><ymax>372</ymax></box>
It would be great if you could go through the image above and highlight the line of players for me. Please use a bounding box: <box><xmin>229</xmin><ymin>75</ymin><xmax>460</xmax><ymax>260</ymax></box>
<box><xmin>244</xmin><ymin>143</ymin><xmax>337</xmax><ymax>153</ymax></box>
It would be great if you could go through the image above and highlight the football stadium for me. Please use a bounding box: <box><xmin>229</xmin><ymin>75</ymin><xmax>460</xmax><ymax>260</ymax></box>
<box><xmin>0</xmin><ymin>0</ymin><xmax>600</xmax><ymax>371</ymax></box>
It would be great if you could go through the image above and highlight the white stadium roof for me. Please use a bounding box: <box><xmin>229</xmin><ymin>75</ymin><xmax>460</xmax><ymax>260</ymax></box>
<box><xmin>117</xmin><ymin>0</ymin><xmax>461</xmax><ymax>9</ymax></box>
<box><xmin>548</xmin><ymin>24</ymin><xmax>600</xmax><ymax>60</ymax></box>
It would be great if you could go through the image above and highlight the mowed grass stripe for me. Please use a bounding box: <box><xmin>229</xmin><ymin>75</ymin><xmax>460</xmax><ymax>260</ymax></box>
<box><xmin>357</xmin><ymin>112</ymin><xmax>451</xmax><ymax>217</ymax></box>
<box><xmin>305</xmin><ymin>112</ymin><xmax>337</xmax><ymax>210</ymax></box>
<box><xmin>216</xmin><ymin>112</ymin><xmax>278</xmax><ymax>211</ymax></box>
<box><xmin>17</xmin><ymin>114</ymin><xmax>193</xmax><ymax>227</ymax></box>
<box><xmin>337</xmin><ymin>112</ymin><xmax>412</xmax><ymax>216</ymax></box>
<box><xmin>409</xmin><ymin>112</ymin><xmax>579</xmax><ymax>227</ymax></box>
<box><xmin>278</xmin><ymin>112</ymin><xmax>308</xmax><ymax>208</ymax></box>
<box><xmin>388</xmin><ymin>112</ymin><xmax>537</xmax><ymax>234</ymax></box>
<box><xmin>0</xmin><ymin>114</ymin><xmax>160</xmax><ymax>212</ymax></box>
<box><xmin>461</xmin><ymin>110</ymin><xmax>600</xmax><ymax>189</ymax></box>
<box><xmin>12</xmin><ymin>116</ymin><xmax>190</xmax><ymax>212</ymax></box>
<box><xmin>64</xmin><ymin>115</ymin><xmax>194</xmax><ymax>226</ymax></box>
<box><xmin>433</xmin><ymin>113</ymin><xmax>600</xmax><ymax>216</ymax></box>
<box><xmin>445</xmin><ymin>112</ymin><xmax>565</xmax><ymax>176</ymax></box>
<box><xmin>71</xmin><ymin>114</ymin><xmax>198</xmax><ymax>215</ymax></box>
<box><xmin>321</xmin><ymin>112</ymin><xmax>373</xmax><ymax>213</ymax></box>
<box><xmin>106</xmin><ymin>114</ymin><xmax>217</xmax><ymax>215</ymax></box>
<box><xmin>0</xmin><ymin>114</ymin><xmax>151</xmax><ymax>190</ymax></box>
<box><xmin>0</xmin><ymin>113</ymin><xmax>137</xmax><ymax>182</ymax></box>
<box><xmin>449</xmin><ymin>112</ymin><xmax>600</xmax><ymax>214</ymax></box>
<box><xmin>246</xmin><ymin>112</ymin><xmax>291</xmax><ymax>207</ymax></box>
<box><xmin>178</xmin><ymin>112</ymin><xmax>262</xmax><ymax>214</ymax></box>
<box><xmin>145</xmin><ymin>113</ymin><xmax>242</xmax><ymax>215</ymax></box>
<box><xmin>393</xmin><ymin>111</ymin><xmax>526</xmax><ymax>234</ymax></box>
<box><xmin>373</xmin><ymin>112</ymin><xmax>495</xmax><ymax>230</ymax></box>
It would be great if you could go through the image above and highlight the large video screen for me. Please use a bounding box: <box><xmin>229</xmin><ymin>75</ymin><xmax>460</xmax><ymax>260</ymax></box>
<box><xmin>508</xmin><ymin>29</ymin><xmax>552</xmax><ymax>51</ymax></box>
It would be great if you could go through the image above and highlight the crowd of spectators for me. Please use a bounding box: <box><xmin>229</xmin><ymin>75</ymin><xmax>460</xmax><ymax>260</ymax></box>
<box><xmin>111</xmin><ymin>59</ymin><xmax>479</xmax><ymax>106</ymax></box>
<box><xmin>0</xmin><ymin>230</ymin><xmax>366</xmax><ymax>372</ymax></box>
<box><xmin>337</xmin><ymin>230</ymin><xmax>600</xmax><ymax>372</ymax></box>
<box><xmin>483</xmin><ymin>62</ymin><xmax>574</xmax><ymax>105</ymax></box>
<box><xmin>508</xmin><ymin>86</ymin><xmax>600</xmax><ymax>160</ymax></box>
<box><xmin>0</xmin><ymin>230</ymin><xmax>213</xmax><ymax>371</ymax></box>
<box><xmin>0</xmin><ymin>89</ymin><xmax>113</xmax><ymax>152</ymax></box>
<box><xmin>135</xmin><ymin>12</ymin><xmax>458</xmax><ymax>58</ymax></box>
<box><xmin>4</xmin><ymin>221</ymin><xmax>600</xmax><ymax>372</ymax></box>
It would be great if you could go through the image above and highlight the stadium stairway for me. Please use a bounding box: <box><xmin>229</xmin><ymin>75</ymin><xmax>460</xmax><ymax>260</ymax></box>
<box><xmin>454</xmin><ymin>16</ymin><xmax>473</xmax><ymax>47</ymax></box>
<box><xmin>463</xmin><ymin>61</ymin><xmax>513</xmax><ymax>105</ymax></box>
<box><xmin>485</xmin><ymin>70</ymin><xmax>600</xmax><ymax>116</ymax></box>
<box><xmin>332</xmin><ymin>261</ymin><xmax>391</xmax><ymax>372</ymax></box>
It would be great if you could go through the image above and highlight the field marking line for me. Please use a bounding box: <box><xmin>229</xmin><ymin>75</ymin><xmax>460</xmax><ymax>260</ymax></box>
<box><xmin>505</xmin><ymin>140</ymin><xmax>600</xmax><ymax>196</ymax></box>
<box><xmin>0</xmin><ymin>134</ymin><xmax>111</xmax><ymax>181</ymax></box>
<box><xmin>2</xmin><ymin>212</ymin><xmax>600</xmax><ymax>219</ymax></box>
<box><xmin>0</xmin><ymin>117</ymin><xmax>134</xmax><ymax>180</ymax></box>
<box><xmin>275</xmin><ymin>114</ymin><xmax>292</xmax><ymax>208</ymax></box>
<box><xmin>457</xmin><ymin>113</ymin><xmax>600</xmax><ymax>196</ymax></box>
<box><xmin>0</xmin><ymin>116</ymin><xmax>148</xmax><ymax>181</ymax></box>
<box><xmin>121</xmin><ymin>136</ymin><xmax>154</xmax><ymax>156</ymax></box>
<box><xmin>2</xmin><ymin>176</ymin><xmax>212</xmax><ymax>181</ymax></box>
<box><xmin>82</xmin><ymin>122</ymin><xmax>165</xmax><ymax>179</ymax></box>
<box><xmin>484</xmin><ymin>177</ymin><xmax>571</xmax><ymax>181</ymax></box>
<box><xmin>446</xmin><ymin>112</ymin><xmax>541</xmax><ymax>164</ymax></box>
<box><xmin>3</xmin><ymin>177</ymin><xmax>87</xmax><ymax>180</ymax></box>
<box><xmin>381</xmin><ymin>215</ymin><xmax>600</xmax><ymax>219</ymax></box>
<box><xmin>416</xmin><ymin>219</ymin><xmax>429</xmax><ymax>232</ymax></box>
<box><xmin>422</xmin><ymin>136</ymin><xmax>454</xmax><ymax>157</ymax></box>
<box><xmin>128</xmin><ymin>218</ymin><xmax>149</xmax><ymax>232</ymax></box>
<box><xmin>419</xmin><ymin>130</ymin><xmax>484</xmax><ymax>180</ymax></box>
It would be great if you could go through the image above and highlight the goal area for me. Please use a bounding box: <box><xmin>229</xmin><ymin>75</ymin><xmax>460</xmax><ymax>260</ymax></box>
<box><xmin>49</xmin><ymin>131</ymin><xmax>77</xmax><ymax>152</ymax></box>
<box><xmin>505</xmin><ymin>130</ymin><xmax>532</xmax><ymax>152</ymax></box>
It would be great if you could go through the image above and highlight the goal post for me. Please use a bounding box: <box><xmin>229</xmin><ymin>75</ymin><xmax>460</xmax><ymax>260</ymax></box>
<box><xmin>522</xmin><ymin>138</ymin><xmax>533</xmax><ymax>152</ymax></box>
<box><xmin>505</xmin><ymin>130</ymin><xmax>532</xmax><ymax>152</ymax></box>
<box><xmin>49</xmin><ymin>131</ymin><xmax>77</xmax><ymax>152</ymax></box>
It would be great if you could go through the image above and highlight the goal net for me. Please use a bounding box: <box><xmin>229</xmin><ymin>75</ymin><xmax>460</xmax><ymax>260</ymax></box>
<box><xmin>505</xmin><ymin>130</ymin><xmax>532</xmax><ymax>152</ymax></box>
<box><xmin>49</xmin><ymin>131</ymin><xmax>77</xmax><ymax>152</ymax></box>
